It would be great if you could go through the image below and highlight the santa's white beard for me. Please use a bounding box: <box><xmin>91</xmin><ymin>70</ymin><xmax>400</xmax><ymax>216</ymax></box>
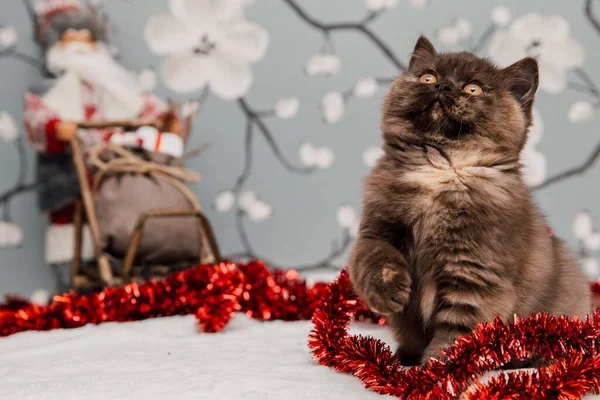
<box><xmin>45</xmin><ymin>42</ymin><xmax>144</xmax><ymax>120</ymax></box>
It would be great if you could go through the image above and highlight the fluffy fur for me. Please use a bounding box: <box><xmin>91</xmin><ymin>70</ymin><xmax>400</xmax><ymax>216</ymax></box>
<box><xmin>348</xmin><ymin>36</ymin><xmax>591</xmax><ymax>366</ymax></box>
<box><xmin>35</xmin><ymin>10</ymin><xmax>109</xmax><ymax>51</ymax></box>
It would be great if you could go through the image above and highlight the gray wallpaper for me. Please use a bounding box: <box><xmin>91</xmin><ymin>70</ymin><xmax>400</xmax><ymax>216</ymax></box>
<box><xmin>1</xmin><ymin>0</ymin><xmax>600</xmax><ymax>297</ymax></box>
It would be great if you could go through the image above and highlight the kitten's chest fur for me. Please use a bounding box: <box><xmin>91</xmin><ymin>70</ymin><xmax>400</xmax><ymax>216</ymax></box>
<box><xmin>389</xmin><ymin>148</ymin><xmax>526</xmax><ymax>323</ymax></box>
<box><xmin>387</xmin><ymin>147</ymin><xmax>526</xmax><ymax>273</ymax></box>
<box><xmin>399</xmin><ymin>148</ymin><xmax>520</xmax><ymax>239</ymax></box>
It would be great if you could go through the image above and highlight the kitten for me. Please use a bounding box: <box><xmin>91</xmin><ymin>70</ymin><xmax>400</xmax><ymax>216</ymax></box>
<box><xmin>348</xmin><ymin>36</ymin><xmax>591</xmax><ymax>366</ymax></box>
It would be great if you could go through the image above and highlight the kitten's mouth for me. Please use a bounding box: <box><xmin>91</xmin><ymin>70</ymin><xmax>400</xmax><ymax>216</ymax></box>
<box><xmin>417</xmin><ymin>99</ymin><xmax>473</xmax><ymax>140</ymax></box>
<box><xmin>430</xmin><ymin>94</ymin><xmax>451</xmax><ymax>112</ymax></box>
<box><xmin>443</xmin><ymin>121</ymin><xmax>472</xmax><ymax>140</ymax></box>
<box><xmin>435</xmin><ymin>94</ymin><xmax>452</xmax><ymax>110</ymax></box>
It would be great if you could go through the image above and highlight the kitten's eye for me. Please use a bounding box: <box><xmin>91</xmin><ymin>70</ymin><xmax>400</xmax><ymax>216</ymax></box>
<box><xmin>463</xmin><ymin>83</ymin><xmax>483</xmax><ymax>96</ymax></box>
<box><xmin>419</xmin><ymin>73</ymin><xmax>438</xmax><ymax>84</ymax></box>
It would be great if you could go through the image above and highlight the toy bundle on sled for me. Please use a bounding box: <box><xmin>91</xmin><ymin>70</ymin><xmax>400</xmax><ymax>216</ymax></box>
<box><xmin>68</xmin><ymin>102</ymin><xmax>221</xmax><ymax>291</ymax></box>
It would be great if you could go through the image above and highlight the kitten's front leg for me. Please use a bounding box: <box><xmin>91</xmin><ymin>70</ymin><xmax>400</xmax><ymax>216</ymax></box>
<box><xmin>421</xmin><ymin>327</ymin><xmax>469</xmax><ymax>364</ymax></box>
<box><xmin>348</xmin><ymin>238</ymin><xmax>412</xmax><ymax>315</ymax></box>
<box><xmin>420</xmin><ymin>271</ymin><xmax>515</xmax><ymax>364</ymax></box>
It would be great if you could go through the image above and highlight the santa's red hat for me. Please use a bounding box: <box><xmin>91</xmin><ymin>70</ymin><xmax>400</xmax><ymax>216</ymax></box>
<box><xmin>34</xmin><ymin>0</ymin><xmax>85</xmax><ymax>24</ymax></box>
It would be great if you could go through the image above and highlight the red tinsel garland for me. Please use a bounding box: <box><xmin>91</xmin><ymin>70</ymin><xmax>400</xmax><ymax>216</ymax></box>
<box><xmin>0</xmin><ymin>261</ymin><xmax>331</xmax><ymax>337</ymax></box>
<box><xmin>1</xmin><ymin>261</ymin><xmax>600</xmax><ymax>399</ymax></box>
<box><xmin>308</xmin><ymin>270</ymin><xmax>600</xmax><ymax>399</ymax></box>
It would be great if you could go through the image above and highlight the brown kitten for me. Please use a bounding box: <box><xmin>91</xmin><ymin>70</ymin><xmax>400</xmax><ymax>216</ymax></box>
<box><xmin>348</xmin><ymin>36</ymin><xmax>591</xmax><ymax>366</ymax></box>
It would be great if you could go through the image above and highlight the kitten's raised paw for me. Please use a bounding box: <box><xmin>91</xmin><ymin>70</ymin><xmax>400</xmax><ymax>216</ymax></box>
<box><xmin>366</xmin><ymin>264</ymin><xmax>411</xmax><ymax>315</ymax></box>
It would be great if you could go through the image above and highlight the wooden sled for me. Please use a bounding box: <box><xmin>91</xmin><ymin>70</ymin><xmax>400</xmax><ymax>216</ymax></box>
<box><xmin>68</xmin><ymin>116</ymin><xmax>221</xmax><ymax>292</ymax></box>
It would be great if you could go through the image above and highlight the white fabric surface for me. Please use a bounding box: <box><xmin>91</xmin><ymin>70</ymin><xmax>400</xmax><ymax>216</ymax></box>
<box><xmin>0</xmin><ymin>315</ymin><xmax>396</xmax><ymax>400</ymax></box>
<box><xmin>1</xmin><ymin>314</ymin><xmax>599</xmax><ymax>399</ymax></box>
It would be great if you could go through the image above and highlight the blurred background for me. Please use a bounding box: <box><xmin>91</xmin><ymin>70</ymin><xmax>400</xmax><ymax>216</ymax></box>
<box><xmin>1</xmin><ymin>0</ymin><xmax>599</xmax><ymax>297</ymax></box>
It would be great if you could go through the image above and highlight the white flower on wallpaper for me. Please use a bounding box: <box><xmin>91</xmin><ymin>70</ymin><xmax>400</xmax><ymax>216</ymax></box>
<box><xmin>488</xmin><ymin>13</ymin><xmax>584</xmax><ymax>93</ymax></box>
<box><xmin>336</xmin><ymin>204</ymin><xmax>359</xmax><ymax>238</ymax></box>
<box><xmin>0</xmin><ymin>221</ymin><xmax>23</xmax><ymax>248</ymax></box>
<box><xmin>520</xmin><ymin>108</ymin><xmax>546</xmax><ymax>187</ymax></box>
<box><xmin>364</xmin><ymin>0</ymin><xmax>398</xmax><ymax>12</ymax></box>
<box><xmin>410</xmin><ymin>0</ymin><xmax>430</xmax><ymax>9</ymax></box>
<box><xmin>214</xmin><ymin>189</ymin><xmax>273</xmax><ymax>220</ymax></box>
<box><xmin>320</xmin><ymin>91</ymin><xmax>344</xmax><ymax>124</ymax></box>
<box><xmin>30</xmin><ymin>289</ymin><xmax>52</xmax><ymax>306</ymax></box>
<box><xmin>353</xmin><ymin>77</ymin><xmax>378</xmax><ymax>98</ymax></box>
<box><xmin>581</xmin><ymin>258</ymin><xmax>599</xmax><ymax>278</ymax></box>
<box><xmin>0</xmin><ymin>25</ymin><xmax>17</xmax><ymax>48</ymax></box>
<box><xmin>573</xmin><ymin>211</ymin><xmax>600</xmax><ymax>276</ymax></box>
<box><xmin>574</xmin><ymin>211</ymin><xmax>593</xmax><ymax>240</ymax></box>
<box><xmin>214</xmin><ymin>190</ymin><xmax>236</xmax><ymax>212</ymax></box>
<box><xmin>145</xmin><ymin>0</ymin><xmax>269</xmax><ymax>99</ymax></box>
<box><xmin>0</xmin><ymin>111</ymin><xmax>19</xmax><ymax>143</ymax></box>
<box><xmin>305</xmin><ymin>54</ymin><xmax>341</xmax><ymax>76</ymax></box>
<box><xmin>437</xmin><ymin>19</ymin><xmax>472</xmax><ymax>46</ymax></box>
<box><xmin>299</xmin><ymin>142</ymin><xmax>334</xmax><ymax>169</ymax></box>
<box><xmin>274</xmin><ymin>97</ymin><xmax>299</xmax><ymax>119</ymax></box>
<box><xmin>238</xmin><ymin>191</ymin><xmax>273</xmax><ymax>222</ymax></box>
<box><xmin>573</xmin><ymin>211</ymin><xmax>600</xmax><ymax>246</ymax></box>
<box><xmin>491</xmin><ymin>6</ymin><xmax>512</xmax><ymax>27</ymax></box>
<box><xmin>573</xmin><ymin>211</ymin><xmax>600</xmax><ymax>278</ymax></box>
<box><xmin>137</xmin><ymin>68</ymin><xmax>158</xmax><ymax>92</ymax></box>
<box><xmin>568</xmin><ymin>101</ymin><xmax>595</xmax><ymax>123</ymax></box>
<box><xmin>585</xmin><ymin>233</ymin><xmax>600</xmax><ymax>252</ymax></box>
<box><xmin>363</xmin><ymin>146</ymin><xmax>383</xmax><ymax>168</ymax></box>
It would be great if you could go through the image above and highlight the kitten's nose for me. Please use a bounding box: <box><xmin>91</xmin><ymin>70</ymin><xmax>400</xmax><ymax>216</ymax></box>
<box><xmin>435</xmin><ymin>83</ymin><xmax>451</xmax><ymax>92</ymax></box>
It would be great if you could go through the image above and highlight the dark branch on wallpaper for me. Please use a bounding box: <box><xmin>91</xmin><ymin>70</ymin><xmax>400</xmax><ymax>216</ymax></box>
<box><xmin>0</xmin><ymin>137</ymin><xmax>37</xmax><ymax>221</ymax></box>
<box><xmin>568</xmin><ymin>81</ymin><xmax>600</xmax><ymax>98</ymax></box>
<box><xmin>362</xmin><ymin>10</ymin><xmax>383</xmax><ymax>25</ymax></box>
<box><xmin>255</xmin><ymin>116</ymin><xmax>315</xmax><ymax>174</ymax></box>
<box><xmin>585</xmin><ymin>0</ymin><xmax>600</xmax><ymax>36</ymax></box>
<box><xmin>16</xmin><ymin>136</ymin><xmax>27</xmax><ymax>189</ymax></box>
<box><xmin>193</xmin><ymin>86</ymin><xmax>211</xmax><ymax>105</ymax></box>
<box><xmin>232</xmin><ymin>119</ymin><xmax>254</xmax><ymax>193</ymax></box>
<box><xmin>573</xmin><ymin>68</ymin><xmax>600</xmax><ymax>98</ymax></box>
<box><xmin>237</xmin><ymin>98</ymin><xmax>314</xmax><ymax>175</ymax></box>
<box><xmin>532</xmin><ymin>139</ymin><xmax>600</xmax><ymax>191</ymax></box>
<box><xmin>294</xmin><ymin>230</ymin><xmax>351</xmax><ymax>271</ymax></box>
<box><xmin>0</xmin><ymin>183</ymin><xmax>36</xmax><ymax>211</ymax></box>
<box><xmin>21</xmin><ymin>0</ymin><xmax>37</xmax><ymax>25</ymax></box>
<box><xmin>1</xmin><ymin>183</ymin><xmax>37</xmax><ymax>221</ymax></box>
<box><xmin>0</xmin><ymin>49</ymin><xmax>44</xmax><ymax>71</ymax></box>
<box><xmin>282</xmin><ymin>0</ymin><xmax>406</xmax><ymax>71</ymax></box>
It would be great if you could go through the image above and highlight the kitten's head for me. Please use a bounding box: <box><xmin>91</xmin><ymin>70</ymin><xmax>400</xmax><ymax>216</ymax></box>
<box><xmin>382</xmin><ymin>35</ymin><xmax>539</xmax><ymax>159</ymax></box>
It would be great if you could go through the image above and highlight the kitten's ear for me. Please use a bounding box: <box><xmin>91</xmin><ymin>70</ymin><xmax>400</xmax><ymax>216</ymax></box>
<box><xmin>409</xmin><ymin>35</ymin><xmax>437</xmax><ymax>71</ymax></box>
<box><xmin>503</xmin><ymin>57</ymin><xmax>539</xmax><ymax>108</ymax></box>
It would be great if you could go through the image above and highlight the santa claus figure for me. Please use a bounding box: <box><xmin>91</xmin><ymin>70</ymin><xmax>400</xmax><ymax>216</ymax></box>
<box><xmin>23</xmin><ymin>0</ymin><xmax>168</xmax><ymax>290</ymax></box>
